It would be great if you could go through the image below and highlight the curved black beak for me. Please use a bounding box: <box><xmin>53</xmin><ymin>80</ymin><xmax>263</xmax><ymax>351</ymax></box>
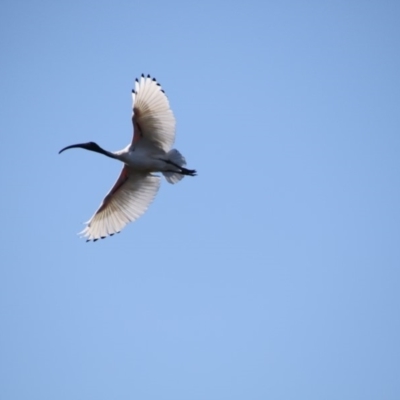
<box><xmin>59</xmin><ymin>142</ymin><xmax>92</xmax><ymax>154</ymax></box>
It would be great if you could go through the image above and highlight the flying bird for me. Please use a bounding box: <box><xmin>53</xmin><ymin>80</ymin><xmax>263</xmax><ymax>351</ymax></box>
<box><xmin>59</xmin><ymin>74</ymin><xmax>196</xmax><ymax>241</ymax></box>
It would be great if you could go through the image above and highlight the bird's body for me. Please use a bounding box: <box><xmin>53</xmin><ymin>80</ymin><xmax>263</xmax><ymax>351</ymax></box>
<box><xmin>59</xmin><ymin>74</ymin><xmax>196</xmax><ymax>241</ymax></box>
<box><xmin>114</xmin><ymin>144</ymin><xmax>166</xmax><ymax>171</ymax></box>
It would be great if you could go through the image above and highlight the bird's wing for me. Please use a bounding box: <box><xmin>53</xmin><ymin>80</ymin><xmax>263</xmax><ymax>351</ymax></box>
<box><xmin>80</xmin><ymin>166</ymin><xmax>161</xmax><ymax>241</ymax></box>
<box><xmin>131</xmin><ymin>74</ymin><xmax>176</xmax><ymax>152</ymax></box>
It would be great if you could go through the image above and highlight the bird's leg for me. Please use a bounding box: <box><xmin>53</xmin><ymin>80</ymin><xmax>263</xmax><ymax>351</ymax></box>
<box><xmin>180</xmin><ymin>167</ymin><xmax>197</xmax><ymax>176</ymax></box>
<box><xmin>165</xmin><ymin>168</ymin><xmax>197</xmax><ymax>176</ymax></box>
<box><xmin>164</xmin><ymin>160</ymin><xmax>197</xmax><ymax>176</ymax></box>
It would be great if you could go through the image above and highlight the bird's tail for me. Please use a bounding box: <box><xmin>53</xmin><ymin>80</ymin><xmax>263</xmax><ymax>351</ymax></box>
<box><xmin>162</xmin><ymin>149</ymin><xmax>187</xmax><ymax>184</ymax></box>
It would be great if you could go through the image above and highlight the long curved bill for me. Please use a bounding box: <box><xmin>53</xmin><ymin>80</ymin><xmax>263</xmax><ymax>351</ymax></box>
<box><xmin>59</xmin><ymin>143</ymin><xmax>89</xmax><ymax>154</ymax></box>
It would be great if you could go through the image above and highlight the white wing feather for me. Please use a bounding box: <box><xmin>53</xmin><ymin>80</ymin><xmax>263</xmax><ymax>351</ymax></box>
<box><xmin>80</xmin><ymin>168</ymin><xmax>161</xmax><ymax>241</ymax></box>
<box><xmin>132</xmin><ymin>75</ymin><xmax>176</xmax><ymax>152</ymax></box>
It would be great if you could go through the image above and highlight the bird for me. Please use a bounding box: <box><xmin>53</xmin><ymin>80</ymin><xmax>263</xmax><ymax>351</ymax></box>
<box><xmin>59</xmin><ymin>74</ymin><xmax>196</xmax><ymax>242</ymax></box>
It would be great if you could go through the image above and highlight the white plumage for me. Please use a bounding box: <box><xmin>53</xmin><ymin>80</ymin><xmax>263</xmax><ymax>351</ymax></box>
<box><xmin>59</xmin><ymin>74</ymin><xmax>196</xmax><ymax>241</ymax></box>
<box><xmin>132</xmin><ymin>75</ymin><xmax>176</xmax><ymax>152</ymax></box>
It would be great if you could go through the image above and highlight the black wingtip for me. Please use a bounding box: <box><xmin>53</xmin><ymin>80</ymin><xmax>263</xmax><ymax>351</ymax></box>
<box><xmin>152</xmin><ymin>77</ymin><xmax>156</xmax><ymax>81</ymax></box>
<box><xmin>147</xmin><ymin>74</ymin><xmax>150</xmax><ymax>78</ymax></box>
<box><xmin>141</xmin><ymin>73</ymin><xmax>144</xmax><ymax>77</ymax></box>
<box><xmin>135</xmin><ymin>78</ymin><xmax>139</xmax><ymax>82</ymax></box>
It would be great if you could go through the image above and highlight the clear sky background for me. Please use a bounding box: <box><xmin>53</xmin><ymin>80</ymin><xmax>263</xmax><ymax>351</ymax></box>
<box><xmin>1</xmin><ymin>1</ymin><xmax>399</xmax><ymax>399</ymax></box>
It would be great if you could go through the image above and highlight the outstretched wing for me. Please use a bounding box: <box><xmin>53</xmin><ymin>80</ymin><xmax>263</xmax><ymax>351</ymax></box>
<box><xmin>80</xmin><ymin>166</ymin><xmax>161</xmax><ymax>241</ymax></box>
<box><xmin>131</xmin><ymin>74</ymin><xmax>176</xmax><ymax>152</ymax></box>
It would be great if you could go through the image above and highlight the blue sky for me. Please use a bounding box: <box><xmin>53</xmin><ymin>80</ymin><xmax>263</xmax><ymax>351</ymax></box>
<box><xmin>1</xmin><ymin>1</ymin><xmax>400</xmax><ymax>399</ymax></box>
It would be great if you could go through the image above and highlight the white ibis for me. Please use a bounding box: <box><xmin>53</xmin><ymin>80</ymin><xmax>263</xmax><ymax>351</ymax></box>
<box><xmin>59</xmin><ymin>74</ymin><xmax>196</xmax><ymax>241</ymax></box>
